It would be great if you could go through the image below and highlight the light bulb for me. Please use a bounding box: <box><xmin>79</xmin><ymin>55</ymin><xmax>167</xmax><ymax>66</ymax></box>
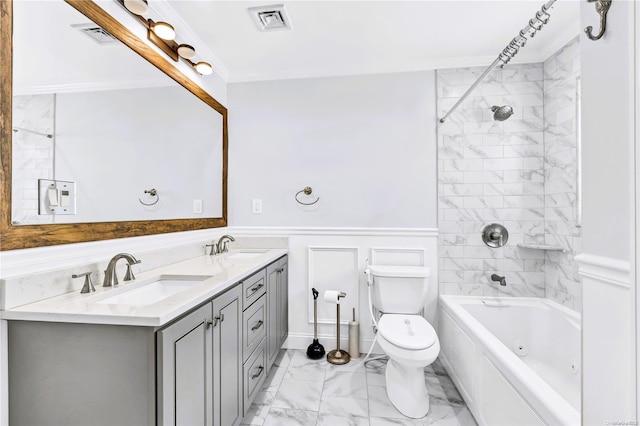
<box><xmin>123</xmin><ymin>0</ymin><xmax>148</xmax><ymax>15</ymax></box>
<box><xmin>177</xmin><ymin>44</ymin><xmax>196</xmax><ymax>60</ymax></box>
<box><xmin>152</xmin><ymin>21</ymin><xmax>175</xmax><ymax>40</ymax></box>
<box><xmin>194</xmin><ymin>61</ymin><xmax>213</xmax><ymax>75</ymax></box>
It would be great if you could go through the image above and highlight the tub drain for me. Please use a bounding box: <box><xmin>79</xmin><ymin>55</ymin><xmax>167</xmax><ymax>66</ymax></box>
<box><xmin>513</xmin><ymin>340</ymin><xmax>529</xmax><ymax>356</ymax></box>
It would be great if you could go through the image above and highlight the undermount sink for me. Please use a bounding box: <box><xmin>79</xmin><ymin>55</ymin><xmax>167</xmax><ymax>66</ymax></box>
<box><xmin>96</xmin><ymin>275</ymin><xmax>211</xmax><ymax>306</ymax></box>
<box><xmin>225</xmin><ymin>250</ymin><xmax>268</xmax><ymax>260</ymax></box>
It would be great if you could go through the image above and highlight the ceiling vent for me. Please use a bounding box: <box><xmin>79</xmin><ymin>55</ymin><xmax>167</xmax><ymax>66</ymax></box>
<box><xmin>71</xmin><ymin>23</ymin><xmax>119</xmax><ymax>45</ymax></box>
<box><xmin>248</xmin><ymin>4</ymin><xmax>292</xmax><ymax>32</ymax></box>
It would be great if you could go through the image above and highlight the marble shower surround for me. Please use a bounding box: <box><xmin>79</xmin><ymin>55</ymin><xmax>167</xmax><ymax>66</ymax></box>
<box><xmin>436</xmin><ymin>37</ymin><xmax>581</xmax><ymax>311</ymax></box>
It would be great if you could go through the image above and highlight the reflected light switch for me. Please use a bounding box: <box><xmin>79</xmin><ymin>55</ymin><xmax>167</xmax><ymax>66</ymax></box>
<box><xmin>252</xmin><ymin>199</ymin><xmax>262</xmax><ymax>214</ymax></box>
<box><xmin>193</xmin><ymin>199</ymin><xmax>203</xmax><ymax>214</ymax></box>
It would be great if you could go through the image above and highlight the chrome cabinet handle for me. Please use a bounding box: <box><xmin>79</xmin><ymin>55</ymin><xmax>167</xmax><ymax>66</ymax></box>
<box><xmin>251</xmin><ymin>365</ymin><xmax>264</xmax><ymax>379</ymax></box>
<box><xmin>250</xmin><ymin>283</ymin><xmax>264</xmax><ymax>293</ymax></box>
<box><xmin>251</xmin><ymin>320</ymin><xmax>264</xmax><ymax>331</ymax></box>
<box><xmin>212</xmin><ymin>314</ymin><xmax>224</xmax><ymax>327</ymax></box>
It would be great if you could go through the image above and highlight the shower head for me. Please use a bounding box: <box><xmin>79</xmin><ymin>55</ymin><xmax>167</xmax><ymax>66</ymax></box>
<box><xmin>491</xmin><ymin>105</ymin><xmax>514</xmax><ymax>121</ymax></box>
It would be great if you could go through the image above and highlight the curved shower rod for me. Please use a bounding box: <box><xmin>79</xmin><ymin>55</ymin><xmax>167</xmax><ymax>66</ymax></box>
<box><xmin>439</xmin><ymin>0</ymin><xmax>557</xmax><ymax>123</ymax></box>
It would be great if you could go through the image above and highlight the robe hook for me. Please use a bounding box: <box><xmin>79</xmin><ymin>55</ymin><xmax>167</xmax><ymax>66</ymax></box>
<box><xmin>584</xmin><ymin>0</ymin><xmax>612</xmax><ymax>41</ymax></box>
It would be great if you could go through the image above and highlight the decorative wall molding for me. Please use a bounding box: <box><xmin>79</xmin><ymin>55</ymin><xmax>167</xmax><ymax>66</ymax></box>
<box><xmin>575</xmin><ymin>253</ymin><xmax>630</xmax><ymax>289</ymax></box>
<box><xmin>307</xmin><ymin>246</ymin><xmax>359</xmax><ymax>325</ymax></box>
<box><xmin>370</xmin><ymin>247</ymin><xmax>426</xmax><ymax>266</ymax></box>
<box><xmin>230</xmin><ymin>226</ymin><xmax>438</xmax><ymax>237</ymax></box>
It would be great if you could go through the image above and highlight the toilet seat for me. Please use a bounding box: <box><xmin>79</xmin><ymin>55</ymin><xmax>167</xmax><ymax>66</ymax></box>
<box><xmin>378</xmin><ymin>314</ymin><xmax>437</xmax><ymax>350</ymax></box>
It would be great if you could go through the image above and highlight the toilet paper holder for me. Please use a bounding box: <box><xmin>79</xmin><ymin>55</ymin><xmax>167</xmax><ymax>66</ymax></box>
<box><xmin>325</xmin><ymin>290</ymin><xmax>350</xmax><ymax>365</ymax></box>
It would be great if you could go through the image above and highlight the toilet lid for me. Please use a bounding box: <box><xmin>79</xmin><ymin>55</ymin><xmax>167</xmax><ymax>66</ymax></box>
<box><xmin>378</xmin><ymin>314</ymin><xmax>437</xmax><ymax>350</ymax></box>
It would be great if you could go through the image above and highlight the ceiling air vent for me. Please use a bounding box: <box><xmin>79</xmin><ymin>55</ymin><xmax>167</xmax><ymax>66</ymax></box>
<box><xmin>248</xmin><ymin>4</ymin><xmax>292</xmax><ymax>32</ymax></box>
<box><xmin>71</xmin><ymin>23</ymin><xmax>119</xmax><ymax>45</ymax></box>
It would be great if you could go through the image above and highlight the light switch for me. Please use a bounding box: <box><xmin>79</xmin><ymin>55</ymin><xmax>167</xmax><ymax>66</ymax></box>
<box><xmin>252</xmin><ymin>199</ymin><xmax>262</xmax><ymax>214</ymax></box>
<box><xmin>193</xmin><ymin>199</ymin><xmax>203</xmax><ymax>214</ymax></box>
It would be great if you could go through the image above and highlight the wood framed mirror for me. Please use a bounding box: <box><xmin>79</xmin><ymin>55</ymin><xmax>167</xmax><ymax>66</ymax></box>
<box><xmin>0</xmin><ymin>0</ymin><xmax>228</xmax><ymax>251</ymax></box>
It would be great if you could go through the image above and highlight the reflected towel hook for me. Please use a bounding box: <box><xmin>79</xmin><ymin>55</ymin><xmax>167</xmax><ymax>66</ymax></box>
<box><xmin>139</xmin><ymin>188</ymin><xmax>160</xmax><ymax>206</ymax></box>
<box><xmin>295</xmin><ymin>186</ymin><xmax>319</xmax><ymax>206</ymax></box>
<box><xmin>584</xmin><ymin>0</ymin><xmax>612</xmax><ymax>41</ymax></box>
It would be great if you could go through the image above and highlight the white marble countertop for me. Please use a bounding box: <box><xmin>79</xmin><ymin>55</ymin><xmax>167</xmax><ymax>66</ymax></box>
<box><xmin>0</xmin><ymin>249</ymin><xmax>288</xmax><ymax>328</ymax></box>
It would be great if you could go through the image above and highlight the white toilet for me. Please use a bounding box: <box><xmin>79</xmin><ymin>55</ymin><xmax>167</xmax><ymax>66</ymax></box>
<box><xmin>367</xmin><ymin>265</ymin><xmax>440</xmax><ymax>419</ymax></box>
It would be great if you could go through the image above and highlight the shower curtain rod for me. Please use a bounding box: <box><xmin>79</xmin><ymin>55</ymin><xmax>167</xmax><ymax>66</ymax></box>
<box><xmin>12</xmin><ymin>127</ymin><xmax>53</xmax><ymax>139</ymax></box>
<box><xmin>439</xmin><ymin>0</ymin><xmax>557</xmax><ymax>123</ymax></box>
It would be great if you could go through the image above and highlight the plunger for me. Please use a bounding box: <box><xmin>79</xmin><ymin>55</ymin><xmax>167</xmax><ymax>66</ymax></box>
<box><xmin>306</xmin><ymin>288</ymin><xmax>325</xmax><ymax>359</ymax></box>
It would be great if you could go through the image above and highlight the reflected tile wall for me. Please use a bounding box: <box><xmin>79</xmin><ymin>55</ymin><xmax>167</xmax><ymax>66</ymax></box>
<box><xmin>12</xmin><ymin>94</ymin><xmax>55</xmax><ymax>225</ymax></box>
<box><xmin>436</xmin><ymin>37</ymin><xmax>581</xmax><ymax>311</ymax></box>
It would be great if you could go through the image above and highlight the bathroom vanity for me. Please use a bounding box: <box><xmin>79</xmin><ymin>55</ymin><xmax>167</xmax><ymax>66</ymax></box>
<box><xmin>3</xmin><ymin>249</ymin><xmax>288</xmax><ymax>426</ymax></box>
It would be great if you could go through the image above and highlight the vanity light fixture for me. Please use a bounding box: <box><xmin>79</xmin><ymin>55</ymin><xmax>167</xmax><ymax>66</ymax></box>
<box><xmin>117</xmin><ymin>0</ymin><xmax>213</xmax><ymax>76</ymax></box>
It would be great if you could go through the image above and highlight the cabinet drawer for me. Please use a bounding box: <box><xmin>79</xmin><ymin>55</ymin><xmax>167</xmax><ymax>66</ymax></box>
<box><xmin>241</xmin><ymin>269</ymin><xmax>266</xmax><ymax>310</ymax></box>
<box><xmin>243</xmin><ymin>340</ymin><xmax>266</xmax><ymax>415</ymax></box>
<box><xmin>242</xmin><ymin>295</ymin><xmax>266</xmax><ymax>361</ymax></box>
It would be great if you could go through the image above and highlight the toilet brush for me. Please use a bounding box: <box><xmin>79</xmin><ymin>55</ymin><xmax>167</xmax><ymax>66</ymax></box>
<box><xmin>325</xmin><ymin>291</ymin><xmax>350</xmax><ymax>365</ymax></box>
<box><xmin>306</xmin><ymin>288</ymin><xmax>325</xmax><ymax>359</ymax></box>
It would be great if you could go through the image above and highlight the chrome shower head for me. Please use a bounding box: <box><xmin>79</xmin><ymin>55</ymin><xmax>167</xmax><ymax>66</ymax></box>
<box><xmin>491</xmin><ymin>105</ymin><xmax>514</xmax><ymax>121</ymax></box>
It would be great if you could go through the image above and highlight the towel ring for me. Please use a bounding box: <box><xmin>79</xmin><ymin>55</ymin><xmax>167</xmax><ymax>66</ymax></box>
<box><xmin>295</xmin><ymin>186</ymin><xmax>319</xmax><ymax>206</ymax></box>
<box><xmin>139</xmin><ymin>188</ymin><xmax>160</xmax><ymax>206</ymax></box>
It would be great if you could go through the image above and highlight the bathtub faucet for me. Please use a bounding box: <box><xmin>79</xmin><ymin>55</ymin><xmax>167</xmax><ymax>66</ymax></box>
<box><xmin>490</xmin><ymin>274</ymin><xmax>507</xmax><ymax>286</ymax></box>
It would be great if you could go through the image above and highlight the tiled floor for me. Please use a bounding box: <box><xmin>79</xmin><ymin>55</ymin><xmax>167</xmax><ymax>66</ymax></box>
<box><xmin>242</xmin><ymin>349</ymin><xmax>478</xmax><ymax>426</ymax></box>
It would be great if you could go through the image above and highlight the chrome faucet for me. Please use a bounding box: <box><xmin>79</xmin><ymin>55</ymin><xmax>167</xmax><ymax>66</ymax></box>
<box><xmin>490</xmin><ymin>274</ymin><xmax>507</xmax><ymax>286</ymax></box>
<box><xmin>103</xmin><ymin>253</ymin><xmax>141</xmax><ymax>287</ymax></box>
<box><xmin>216</xmin><ymin>234</ymin><xmax>235</xmax><ymax>254</ymax></box>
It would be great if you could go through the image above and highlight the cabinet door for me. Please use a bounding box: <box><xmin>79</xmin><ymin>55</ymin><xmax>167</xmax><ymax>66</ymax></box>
<box><xmin>266</xmin><ymin>261</ymin><xmax>280</xmax><ymax>370</ymax></box>
<box><xmin>157</xmin><ymin>303</ymin><xmax>213</xmax><ymax>426</ymax></box>
<box><xmin>277</xmin><ymin>257</ymin><xmax>289</xmax><ymax>348</ymax></box>
<box><xmin>212</xmin><ymin>286</ymin><xmax>243</xmax><ymax>426</ymax></box>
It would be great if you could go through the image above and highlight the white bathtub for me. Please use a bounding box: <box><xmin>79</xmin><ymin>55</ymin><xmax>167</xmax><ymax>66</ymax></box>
<box><xmin>438</xmin><ymin>295</ymin><xmax>580</xmax><ymax>426</ymax></box>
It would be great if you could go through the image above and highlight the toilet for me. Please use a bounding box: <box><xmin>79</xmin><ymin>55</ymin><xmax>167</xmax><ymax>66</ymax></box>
<box><xmin>367</xmin><ymin>264</ymin><xmax>440</xmax><ymax>419</ymax></box>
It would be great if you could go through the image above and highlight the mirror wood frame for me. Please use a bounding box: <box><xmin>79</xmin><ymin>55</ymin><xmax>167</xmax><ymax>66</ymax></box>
<box><xmin>0</xmin><ymin>0</ymin><xmax>228</xmax><ymax>251</ymax></box>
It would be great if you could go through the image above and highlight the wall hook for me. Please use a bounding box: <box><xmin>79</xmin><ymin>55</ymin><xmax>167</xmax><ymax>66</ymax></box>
<box><xmin>584</xmin><ymin>0</ymin><xmax>612</xmax><ymax>41</ymax></box>
<box><xmin>295</xmin><ymin>186</ymin><xmax>319</xmax><ymax>206</ymax></box>
<box><xmin>139</xmin><ymin>188</ymin><xmax>160</xmax><ymax>206</ymax></box>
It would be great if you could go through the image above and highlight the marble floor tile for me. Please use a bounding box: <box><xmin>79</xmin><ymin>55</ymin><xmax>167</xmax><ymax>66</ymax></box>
<box><xmin>245</xmin><ymin>350</ymin><xmax>478</xmax><ymax>426</ymax></box>
<box><xmin>271</xmin><ymin>378</ymin><xmax>324</xmax><ymax>411</ymax></box>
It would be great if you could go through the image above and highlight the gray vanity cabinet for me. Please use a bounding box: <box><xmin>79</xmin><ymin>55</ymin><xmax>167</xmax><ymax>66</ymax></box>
<box><xmin>157</xmin><ymin>303</ymin><xmax>213</xmax><ymax>426</ymax></box>
<box><xmin>157</xmin><ymin>285</ymin><xmax>242</xmax><ymax>426</ymax></box>
<box><xmin>212</xmin><ymin>285</ymin><xmax>243</xmax><ymax>426</ymax></box>
<box><xmin>267</xmin><ymin>255</ymin><xmax>289</xmax><ymax>370</ymax></box>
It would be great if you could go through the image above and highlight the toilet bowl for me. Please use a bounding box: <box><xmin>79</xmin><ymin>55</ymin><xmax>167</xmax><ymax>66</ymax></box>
<box><xmin>377</xmin><ymin>313</ymin><xmax>440</xmax><ymax>418</ymax></box>
<box><xmin>367</xmin><ymin>265</ymin><xmax>440</xmax><ymax>419</ymax></box>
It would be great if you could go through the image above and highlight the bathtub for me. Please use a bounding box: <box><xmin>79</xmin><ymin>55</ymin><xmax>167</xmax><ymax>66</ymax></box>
<box><xmin>438</xmin><ymin>295</ymin><xmax>580</xmax><ymax>426</ymax></box>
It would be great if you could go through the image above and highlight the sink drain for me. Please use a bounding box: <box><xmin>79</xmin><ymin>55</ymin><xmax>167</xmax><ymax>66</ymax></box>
<box><xmin>513</xmin><ymin>340</ymin><xmax>529</xmax><ymax>356</ymax></box>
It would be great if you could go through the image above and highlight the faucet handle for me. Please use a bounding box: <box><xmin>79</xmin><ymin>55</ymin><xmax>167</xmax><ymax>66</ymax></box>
<box><xmin>205</xmin><ymin>243</ymin><xmax>217</xmax><ymax>255</ymax></box>
<box><xmin>124</xmin><ymin>260</ymin><xmax>140</xmax><ymax>281</ymax></box>
<box><xmin>72</xmin><ymin>272</ymin><xmax>96</xmax><ymax>294</ymax></box>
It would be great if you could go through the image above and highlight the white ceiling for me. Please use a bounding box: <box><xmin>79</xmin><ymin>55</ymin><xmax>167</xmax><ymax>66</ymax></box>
<box><xmin>167</xmin><ymin>0</ymin><xmax>582</xmax><ymax>83</ymax></box>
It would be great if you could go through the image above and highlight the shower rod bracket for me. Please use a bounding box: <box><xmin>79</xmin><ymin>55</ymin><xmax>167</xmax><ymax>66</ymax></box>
<box><xmin>584</xmin><ymin>0</ymin><xmax>611</xmax><ymax>41</ymax></box>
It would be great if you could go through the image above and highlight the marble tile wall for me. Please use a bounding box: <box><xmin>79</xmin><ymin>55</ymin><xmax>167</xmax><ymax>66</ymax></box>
<box><xmin>436</xmin><ymin>37</ymin><xmax>581</xmax><ymax>311</ymax></box>
<box><xmin>543</xmin><ymin>37</ymin><xmax>582</xmax><ymax>310</ymax></box>
<box><xmin>11</xmin><ymin>94</ymin><xmax>55</xmax><ymax>225</ymax></box>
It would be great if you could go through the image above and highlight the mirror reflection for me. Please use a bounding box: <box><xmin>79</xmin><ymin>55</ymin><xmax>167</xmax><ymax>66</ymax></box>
<box><xmin>11</xmin><ymin>0</ymin><xmax>223</xmax><ymax>225</ymax></box>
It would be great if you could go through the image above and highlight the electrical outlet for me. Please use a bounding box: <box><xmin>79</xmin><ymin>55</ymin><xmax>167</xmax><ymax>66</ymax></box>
<box><xmin>252</xmin><ymin>199</ymin><xmax>262</xmax><ymax>214</ymax></box>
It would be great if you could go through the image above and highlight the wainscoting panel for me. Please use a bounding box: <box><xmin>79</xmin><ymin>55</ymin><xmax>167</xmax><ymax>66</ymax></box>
<box><xmin>370</xmin><ymin>247</ymin><xmax>426</xmax><ymax>266</ymax></box>
<box><xmin>307</xmin><ymin>246</ymin><xmax>359</xmax><ymax>325</ymax></box>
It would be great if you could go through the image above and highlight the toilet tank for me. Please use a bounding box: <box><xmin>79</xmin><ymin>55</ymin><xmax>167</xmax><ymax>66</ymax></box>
<box><xmin>368</xmin><ymin>265</ymin><xmax>431</xmax><ymax>314</ymax></box>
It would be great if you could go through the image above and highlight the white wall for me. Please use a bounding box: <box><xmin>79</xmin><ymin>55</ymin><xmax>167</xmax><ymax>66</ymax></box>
<box><xmin>579</xmin><ymin>0</ymin><xmax>637</xmax><ymax>423</ymax></box>
<box><xmin>227</xmin><ymin>71</ymin><xmax>437</xmax><ymax>228</ymax></box>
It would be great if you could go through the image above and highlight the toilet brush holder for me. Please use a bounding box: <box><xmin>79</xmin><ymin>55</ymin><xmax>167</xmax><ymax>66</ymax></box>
<box><xmin>325</xmin><ymin>291</ymin><xmax>350</xmax><ymax>365</ymax></box>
